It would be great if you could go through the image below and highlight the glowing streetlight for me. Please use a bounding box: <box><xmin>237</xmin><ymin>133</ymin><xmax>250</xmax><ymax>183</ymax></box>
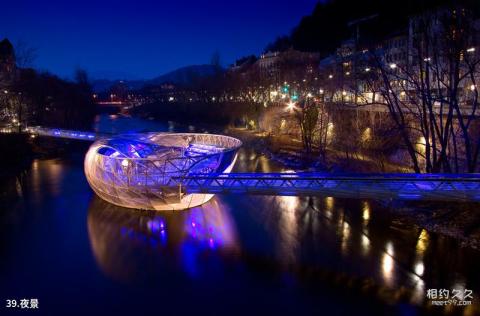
<box><xmin>365</xmin><ymin>68</ymin><xmax>370</xmax><ymax>72</ymax></box>
<box><xmin>307</xmin><ymin>92</ymin><xmax>312</xmax><ymax>98</ymax></box>
<box><xmin>467</xmin><ymin>47</ymin><xmax>476</xmax><ymax>53</ymax></box>
<box><xmin>286</xmin><ymin>101</ymin><xmax>296</xmax><ymax>111</ymax></box>
<box><xmin>328</xmin><ymin>74</ymin><xmax>333</xmax><ymax>79</ymax></box>
<box><xmin>470</xmin><ymin>84</ymin><xmax>476</xmax><ymax>91</ymax></box>
<box><xmin>389</xmin><ymin>63</ymin><xmax>397</xmax><ymax>69</ymax></box>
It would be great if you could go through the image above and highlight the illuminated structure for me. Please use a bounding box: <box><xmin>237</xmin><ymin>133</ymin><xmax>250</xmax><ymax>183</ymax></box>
<box><xmin>28</xmin><ymin>126</ymin><xmax>480</xmax><ymax>207</ymax></box>
<box><xmin>84</xmin><ymin>133</ymin><xmax>241</xmax><ymax>210</ymax></box>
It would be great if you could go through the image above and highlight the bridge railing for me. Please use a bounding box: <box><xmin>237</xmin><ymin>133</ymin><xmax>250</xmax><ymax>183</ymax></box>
<box><xmin>165</xmin><ymin>172</ymin><xmax>480</xmax><ymax>202</ymax></box>
<box><xmin>28</xmin><ymin>126</ymin><xmax>100</xmax><ymax>141</ymax></box>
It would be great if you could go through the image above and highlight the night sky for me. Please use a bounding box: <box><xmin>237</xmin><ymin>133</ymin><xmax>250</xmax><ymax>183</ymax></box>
<box><xmin>0</xmin><ymin>0</ymin><xmax>318</xmax><ymax>80</ymax></box>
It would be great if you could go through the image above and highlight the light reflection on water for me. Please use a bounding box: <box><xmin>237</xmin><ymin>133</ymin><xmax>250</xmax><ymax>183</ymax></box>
<box><xmin>276</xmin><ymin>196</ymin><xmax>300</xmax><ymax>264</ymax></box>
<box><xmin>2</xmin><ymin>115</ymin><xmax>480</xmax><ymax>314</ymax></box>
<box><xmin>87</xmin><ymin>197</ymin><xmax>239</xmax><ymax>282</ymax></box>
<box><xmin>382</xmin><ymin>242</ymin><xmax>395</xmax><ymax>286</ymax></box>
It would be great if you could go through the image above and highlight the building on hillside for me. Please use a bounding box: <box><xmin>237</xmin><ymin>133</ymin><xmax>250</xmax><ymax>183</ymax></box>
<box><xmin>318</xmin><ymin>5</ymin><xmax>480</xmax><ymax>108</ymax></box>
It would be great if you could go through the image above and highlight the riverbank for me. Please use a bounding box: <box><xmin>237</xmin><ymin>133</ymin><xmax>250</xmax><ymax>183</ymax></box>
<box><xmin>391</xmin><ymin>201</ymin><xmax>480</xmax><ymax>250</ymax></box>
<box><xmin>225</xmin><ymin>127</ymin><xmax>410</xmax><ymax>172</ymax></box>
<box><xmin>224</xmin><ymin>127</ymin><xmax>480</xmax><ymax>250</ymax></box>
<box><xmin>0</xmin><ymin>133</ymin><xmax>33</xmax><ymax>177</ymax></box>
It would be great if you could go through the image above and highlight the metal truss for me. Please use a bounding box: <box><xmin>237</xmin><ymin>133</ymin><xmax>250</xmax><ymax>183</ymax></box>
<box><xmin>166</xmin><ymin>172</ymin><xmax>480</xmax><ymax>202</ymax></box>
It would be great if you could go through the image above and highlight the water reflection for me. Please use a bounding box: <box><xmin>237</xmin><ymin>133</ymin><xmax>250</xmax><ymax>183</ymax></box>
<box><xmin>3</xmin><ymin>115</ymin><xmax>480</xmax><ymax>314</ymax></box>
<box><xmin>275</xmin><ymin>196</ymin><xmax>300</xmax><ymax>264</ymax></box>
<box><xmin>87</xmin><ymin>197</ymin><xmax>239</xmax><ymax>283</ymax></box>
<box><xmin>382</xmin><ymin>242</ymin><xmax>395</xmax><ymax>286</ymax></box>
<box><xmin>361</xmin><ymin>235</ymin><xmax>370</xmax><ymax>255</ymax></box>
<box><xmin>30</xmin><ymin>159</ymin><xmax>66</xmax><ymax>202</ymax></box>
<box><xmin>341</xmin><ymin>220</ymin><xmax>350</xmax><ymax>254</ymax></box>
<box><xmin>416</xmin><ymin>229</ymin><xmax>429</xmax><ymax>255</ymax></box>
<box><xmin>324</xmin><ymin>196</ymin><xmax>333</xmax><ymax>219</ymax></box>
<box><xmin>362</xmin><ymin>201</ymin><xmax>370</xmax><ymax>224</ymax></box>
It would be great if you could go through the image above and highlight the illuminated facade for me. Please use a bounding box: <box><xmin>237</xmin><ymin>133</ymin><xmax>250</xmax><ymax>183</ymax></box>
<box><xmin>84</xmin><ymin>133</ymin><xmax>241</xmax><ymax>211</ymax></box>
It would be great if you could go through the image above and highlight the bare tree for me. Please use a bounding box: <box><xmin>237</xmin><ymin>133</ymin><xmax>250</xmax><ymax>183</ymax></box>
<box><xmin>14</xmin><ymin>40</ymin><xmax>37</xmax><ymax>68</ymax></box>
<box><xmin>364</xmin><ymin>8</ymin><xmax>480</xmax><ymax>173</ymax></box>
<box><xmin>292</xmin><ymin>97</ymin><xmax>318</xmax><ymax>155</ymax></box>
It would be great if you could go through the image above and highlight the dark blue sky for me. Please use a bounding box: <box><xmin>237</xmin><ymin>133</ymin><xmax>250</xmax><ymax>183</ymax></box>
<box><xmin>0</xmin><ymin>0</ymin><xmax>318</xmax><ymax>80</ymax></box>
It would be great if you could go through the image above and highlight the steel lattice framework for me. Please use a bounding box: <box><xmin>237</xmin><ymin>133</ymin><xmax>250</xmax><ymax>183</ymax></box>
<box><xmin>83</xmin><ymin>133</ymin><xmax>242</xmax><ymax>210</ymax></box>
<box><xmin>164</xmin><ymin>173</ymin><xmax>480</xmax><ymax>202</ymax></box>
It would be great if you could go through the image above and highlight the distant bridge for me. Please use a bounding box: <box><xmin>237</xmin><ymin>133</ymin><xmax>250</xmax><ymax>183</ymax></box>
<box><xmin>28</xmin><ymin>126</ymin><xmax>105</xmax><ymax>140</ymax></box>
<box><xmin>28</xmin><ymin>126</ymin><xmax>480</xmax><ymax>202</ymax></box>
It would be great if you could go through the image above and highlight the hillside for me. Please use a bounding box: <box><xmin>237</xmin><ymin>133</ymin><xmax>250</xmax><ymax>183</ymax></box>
<box><xmin>92</xmin><ymin>64</ymin><xmax>221</xmax><ymax>92</ymax></box>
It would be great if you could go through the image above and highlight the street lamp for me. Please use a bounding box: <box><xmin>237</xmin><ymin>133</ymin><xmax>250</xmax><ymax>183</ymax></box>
<box><xmin>286</xmin><ymin>101</ymin><xmax>296</xmax><ymax>111</ymax></box>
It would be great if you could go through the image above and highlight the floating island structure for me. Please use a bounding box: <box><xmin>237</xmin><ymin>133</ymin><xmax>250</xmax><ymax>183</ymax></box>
<box><xmin>84</xmin><ymin>133</ymin><xmax>242</xmax><ymax>211</ymax></box>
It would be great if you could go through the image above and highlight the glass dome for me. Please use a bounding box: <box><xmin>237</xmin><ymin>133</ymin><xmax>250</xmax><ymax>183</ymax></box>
<box><xmin>84</xmin><ymin>133</ymin><xmax>242</xmax><ymax>210</ymax></box>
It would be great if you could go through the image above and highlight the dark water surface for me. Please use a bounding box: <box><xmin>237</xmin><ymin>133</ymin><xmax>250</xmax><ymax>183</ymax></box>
<box><xmin>1</xmin><ymin>115</ymin><xmax>479</xmax><ymax>315</ymax></box>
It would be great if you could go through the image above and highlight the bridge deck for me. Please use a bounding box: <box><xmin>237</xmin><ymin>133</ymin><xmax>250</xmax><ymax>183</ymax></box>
<box><xmin>28</xmin><ymin>126</ymin><xmax>101</xmax><ymax>141</ymax></box>
<box><xmin>167</xmin><ymin>173</ymin><xmax>480</xmax><ymax>202</ymax></box>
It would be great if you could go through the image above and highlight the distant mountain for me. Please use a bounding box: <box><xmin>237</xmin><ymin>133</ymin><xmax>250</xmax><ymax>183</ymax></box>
<box><xmin>91</xmin><ymin>79</ymin><xmax>145</xmax><ymax>93</ymax></box>
<box><xmin>91</xmin><ymin>64</ymin><xmax>221</xmax><ymax>92</ymax></box>
<box><xmin>148</xmin><ymin>64</ymin><xmax>219</xmax><ymax>86</ymax></box>
<box><xmin>89</xmin><ymin>70</ymin><xmax>141</xmax><ymax>81</ymax></box>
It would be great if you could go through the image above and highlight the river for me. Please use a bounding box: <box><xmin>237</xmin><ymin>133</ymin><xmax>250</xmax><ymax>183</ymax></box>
<box><xmin>0</xmin><ymin>114</ymin><xmax>479</xmax><ymax>315</ymax></box>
